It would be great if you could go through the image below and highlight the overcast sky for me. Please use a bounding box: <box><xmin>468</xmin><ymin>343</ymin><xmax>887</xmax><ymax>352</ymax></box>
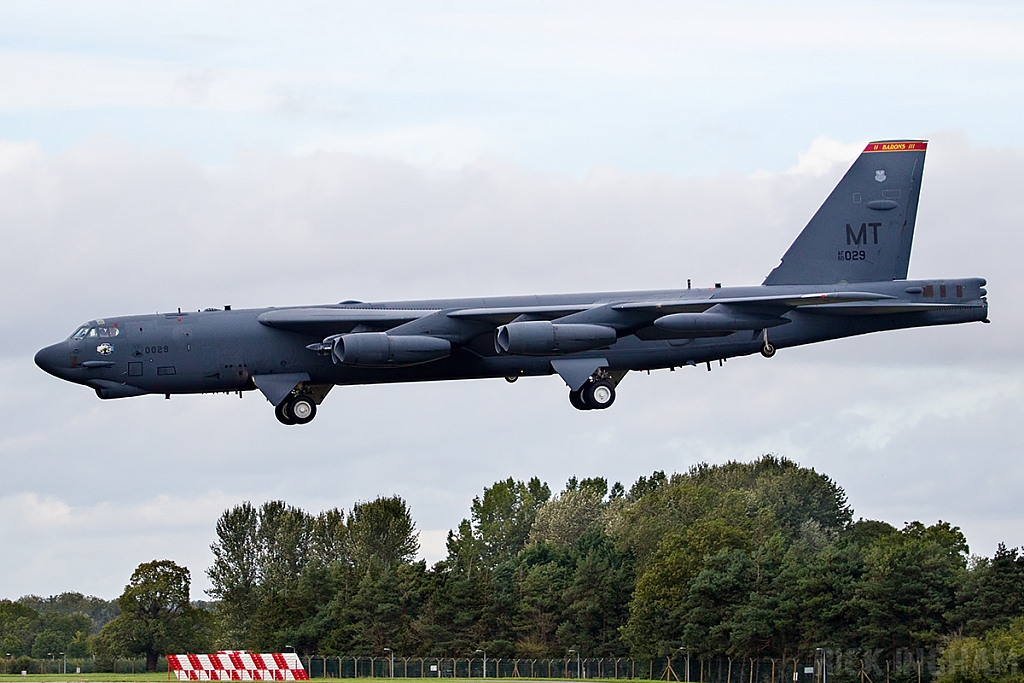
<box><xmin>1</xmin><ymin>0</ymin><xmax>1023</xmax><ymax>600</ymax></box>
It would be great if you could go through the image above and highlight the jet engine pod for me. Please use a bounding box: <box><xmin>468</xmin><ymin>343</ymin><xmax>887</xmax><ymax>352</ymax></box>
<box><xmin>333</xmin><ymin>332</ymin><xmax>451</xmax><ymax>367</ymax></box>
<box><xmin>653</xmin><ymin>312</ymin><xmax>790</xmax><ymax>332</ymax></box>
<box><xmin>495</xmin><ymin>321</ymin><xmax>617</xmax><ymax>356</ymax></box>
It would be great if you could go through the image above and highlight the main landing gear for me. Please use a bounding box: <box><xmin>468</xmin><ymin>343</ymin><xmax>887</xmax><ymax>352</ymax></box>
<box><xmin>569</xmin><ymin>377</ymin><xmax>616</xmax><ymax>411</ymax></box>
<box><xmin>275</xmin><ymin>394</ymin><xmax>317</xmax><ymax>425</ymax></box>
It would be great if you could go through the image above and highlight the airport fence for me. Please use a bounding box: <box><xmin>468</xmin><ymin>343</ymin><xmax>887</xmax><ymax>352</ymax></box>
<box><xmin>0</xmin><ymin>651</ymin><xmax>956</xmax><ymax>682</ymax></box>
<box><xmin>300</xmin><ymin>651</ymin><xmax>945</xmax><ymax>683</ymax></box>
<box><xmin>0</xmin><ymin>655</ymin><xmax>161</xmax><ymax>675</ymax></box>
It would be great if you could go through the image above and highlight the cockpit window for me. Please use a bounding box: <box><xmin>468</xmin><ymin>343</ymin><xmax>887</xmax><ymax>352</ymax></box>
<box><xmin>71</xmin><ymin>325</ymin><xmax>119</xmax><ymax>340</ymax></box>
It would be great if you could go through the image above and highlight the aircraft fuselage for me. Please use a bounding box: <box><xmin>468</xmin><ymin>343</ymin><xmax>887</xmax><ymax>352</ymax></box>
<box><xmin>35</xmin><ymin>278</ymin><xmax>988</xmax><ymax>404</ymax></box>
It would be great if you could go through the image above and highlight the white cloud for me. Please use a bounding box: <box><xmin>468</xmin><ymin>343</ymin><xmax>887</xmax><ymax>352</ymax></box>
<box><xmin>0</xmin><ymin>492</ymin><xmax>233</xmax><ymax>598</ymax></box>
<box><xmin>783</xmin><ymin>136</ymin><xmax>865</xmax><ymax>177</ymax></box>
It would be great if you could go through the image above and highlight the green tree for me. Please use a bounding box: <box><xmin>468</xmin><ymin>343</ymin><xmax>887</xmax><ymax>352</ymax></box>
<box><xmin>769</xmin><ymin>529</ymin><xmax>866</xmax><ymax>654</ymax></box>
<box><xmin>622</xmin><ymin>514</ymin><xmax>754</xmax><ymax>656</ymax></box>
<box><xmin>0</xmin><ymin>600</ymin><xmax>41</xmax><ymax>657</ymax></box>
<box><xmin>258</xmin><ymin>501</ymin><xmax>314</xmax><ymax>588</ymax></box>
<box><xmin>348</xmin><ymin>495</ymin><xmax>419</xmax><ymax>569</ymax></box>
<box><xmin>317</xmin><ymin>559</ymin><xmax>429</xmax><ymax>655</ymax></box>
<box><xmin>512</xmin><ymin>541</ymin><xmax>571</xmax><ymax>656</ymax></box>
<box><xmin>16</xmin><ymin>593</ymin><xmax>117</xmax><ymax>632</ymax></box>
<box><xmin>855</xmin><ymin>521</ymin><xmax>968</xmax><ymax>651</ymax></box>
<box><xmin>472</xmin><ymin>477</ymin><xmax>551</xmax><ymax>566</ymax></box>
<box><xmin>530</xmin><ymin>478</ymin><xmax>607</xmax><ymax>548</ymax></box>
<box><xmin>97</xmin><ymin>560</ymin><xmax>211</xmax><ymax>671</ymax></box>
<box><xmin>954</xmin><ymin>543</ymin><xmax>1024</xmax><ymax>636</ymax></box>
<box><xmin>938</xmin><ymin>616</ymin><xmax>1024</xmax><ymax>683</ymax></box>
<box><xmin>207</xmin><ymin>502</ymin><xmax>261</xmax><ymax>645</ymax></box>
<box><xmin>555</xmin><ymin>530</ymin><xmax>634</xmax><ymax>656</ymax></box>
<box><xmin>29</xmin><ymin>613</ymin><xmax>91</xmax><ymax>658</ymax></box>
<box><xmin>410</xmin><ymin>556</ymin><xmax>493</xmax><ymax>656</ymax></box>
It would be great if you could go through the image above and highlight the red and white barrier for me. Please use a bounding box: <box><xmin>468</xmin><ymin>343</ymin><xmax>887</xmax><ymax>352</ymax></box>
<box><xmin>168</xmin><ymin>652</ymin><xmax>309</xmax><ymax>681</ymax></box>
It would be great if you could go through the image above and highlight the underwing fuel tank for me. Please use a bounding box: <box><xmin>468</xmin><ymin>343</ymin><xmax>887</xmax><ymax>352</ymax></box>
<box><xmin>332</xmin><ymin>333</ymin><xmax>451</xmax><ymax>367</ymax></box>
<box><xmin>654</xmin><ymin>312</ymin><xmax>790</xmax><ymax>332</ymax></box>
<box><xmin>495</xmin><ymin>321</ymin><xmax>617</xmax><ymax>355</ymax></box>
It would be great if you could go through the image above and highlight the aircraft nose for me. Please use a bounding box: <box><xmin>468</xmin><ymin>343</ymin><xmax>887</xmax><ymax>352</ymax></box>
<box><xmin>34</xmin><ymin>342</ymin><xmax>66</xmax><ymax>378</ymax></box>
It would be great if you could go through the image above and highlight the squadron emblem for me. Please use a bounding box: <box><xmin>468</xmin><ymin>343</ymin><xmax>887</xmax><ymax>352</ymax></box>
<box><xmin>875</xmin><ymin>169</ymin><xmax>886</xmax><ymax>182</ymax></box>
<box><xmin>96</xmin><ymin>343</ymin><xmax>113</xmax><ymax>355</ymax></box>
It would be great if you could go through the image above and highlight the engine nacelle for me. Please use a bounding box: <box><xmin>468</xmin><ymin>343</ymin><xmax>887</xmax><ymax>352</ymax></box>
<box><xmin>653</xmin><ymin>312</ymin><xmax>789</xmax><ymax>332</ymax></box>
<box><xmin>332</xmin><ymin>333</ymin><xmax>451</xmax><ymax>367</ymax></box>
<box><xmin>495</xmin><ymin>321</ymin><xmax>617</xmax><ymax>356</ymax></box>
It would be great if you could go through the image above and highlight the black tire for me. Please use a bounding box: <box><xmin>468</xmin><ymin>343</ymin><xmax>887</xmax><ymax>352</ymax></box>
<box><xmin>761</xmin><ymin>342</ymin><xmax>776</xmax><ymax>358</ymax></box>
<box><xmin>505</xmin><ymin>375</ymin><xmax>519</xmax><ymax>383</ymax></box>
<box><xmin>275</xmin><ymin>400</ymin><xmax>295</xmax><ymax>425</ymax></box>
<box><xmin>288</xmin><ymin>395</ymin><xmax>317</xmax><ymax>424</ymax></box>
<box><xmin>569</xmin><ymin>388</ymin><xmax>591</xmax><ymax>411</ymax></box>
<box><xmin>583</xmin><ymin>379</ymin><xmax>616</xmax><ymax>409</ymax></box>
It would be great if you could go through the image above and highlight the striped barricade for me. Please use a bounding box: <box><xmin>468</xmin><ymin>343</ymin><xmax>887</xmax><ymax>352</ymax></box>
<box><xmin>168</xmin><ymin>652</ymin><xmax>309</xmax><ymax>681</ymax></box>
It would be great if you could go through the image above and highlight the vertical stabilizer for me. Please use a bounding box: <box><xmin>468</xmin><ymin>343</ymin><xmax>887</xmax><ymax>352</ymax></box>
<box><xmin>763</xmin><ymin>140</ymin><xmax>927</xmax><ymax>285</ymax></box>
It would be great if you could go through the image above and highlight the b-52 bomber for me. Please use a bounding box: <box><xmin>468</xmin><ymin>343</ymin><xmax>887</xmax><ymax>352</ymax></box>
<box><xmin>35</xmin><ymin>140</ymin><xmax>988</xmax><ymax>424</ymax></box>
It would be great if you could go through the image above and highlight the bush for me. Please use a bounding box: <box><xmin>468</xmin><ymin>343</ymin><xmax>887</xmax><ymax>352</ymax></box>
<box><xmin>939</xmin><ymin>617</ymin><xmax>1024</xmax><ymax>683</ymax></box>
<box><xmin>12</xmin><ymin>656</ymin><xmax>34</xmax><ymax>674</ymax></box>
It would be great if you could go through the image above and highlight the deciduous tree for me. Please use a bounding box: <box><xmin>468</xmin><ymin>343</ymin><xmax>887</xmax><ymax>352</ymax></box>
<box><xmin>97</xmin><ymin>560</ymin><xmax>210</xmax><ymax>671</ymax></box>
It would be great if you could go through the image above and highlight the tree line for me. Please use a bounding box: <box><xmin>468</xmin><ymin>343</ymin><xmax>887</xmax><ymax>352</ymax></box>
<box><xmin>3</xmin><ymin>456</ymin><xmax>1024</xmax><ymax>680</ymax></box>
<box><xmin>201</xmin><ymin>456</ymin><xmax>1024</xmax><ymax>665</ymax></box>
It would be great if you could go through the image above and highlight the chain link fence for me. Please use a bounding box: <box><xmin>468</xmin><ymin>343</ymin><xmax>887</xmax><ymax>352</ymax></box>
<box><xmin>1</xmin><ymin>651</ymin><xmax>952</xmax><ymax>682</ymax></box>
<box><xmin>0</xmin><ymin>656</ymin><xmax>161</xmax><ymax>675</ymax></box>
<box><xmin>301</xmin><ymin>651</ymin><xmax>946</xmax><ymax>683</ymax></box>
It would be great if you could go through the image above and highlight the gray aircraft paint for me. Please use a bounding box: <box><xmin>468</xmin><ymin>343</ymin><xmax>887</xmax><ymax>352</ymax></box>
<box><xmin>34</xmin><ymin>141</ymin><xmax>989</xmax><ymax>422</ymax></box>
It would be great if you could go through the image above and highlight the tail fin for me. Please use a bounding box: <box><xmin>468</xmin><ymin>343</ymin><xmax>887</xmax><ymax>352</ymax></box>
<box><xmin>763</xmin><ymin>140</ymin><xmax>927</xmax><ymax>285</ymax></box>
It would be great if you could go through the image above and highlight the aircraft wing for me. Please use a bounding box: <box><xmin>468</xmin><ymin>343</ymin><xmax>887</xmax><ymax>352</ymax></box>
<box><xmin>260</xmin><ymin>292</ymin><xmax>905</xmax><ymax>341</ymax></box>
<box><xmin>447</xmin><ymin>304</ymin><xmax>595</xmax><ymax>325</ymax></box>
<box><xmin>610</xmin><ymin>291</ymin><xmax>894</xmax><ymax>314</ymax></box>
<box><xmin>803</xmin><ymin>301</ymin><xmax>971</xmax><ymax>315</ymax></box>
<box><xmin>258</xmin><ymin>307</ymin><xmax>439</xmax><ymax>335</ymax></box>
<box><xmin>447</xmin><ymin>292</ymin><xmax>893</xmax><ymax>327</ymax></box>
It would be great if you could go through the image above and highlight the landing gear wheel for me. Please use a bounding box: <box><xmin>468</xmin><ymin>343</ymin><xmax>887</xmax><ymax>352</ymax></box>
<box><xmin>275</xmin><ymin>400</ymin><xmax>296</xmax><ymax>425</ymax></box>
<box><xmin>288</xmin><ymin>395</ymin><xmax>317</xmax><ymax>424</ymax></box>
<box><xmin>760</xmin><ymin>342</ymin><xmax>776</xmax><ymax>358</ymax></box>
<box><xmin>505</xmin><ymin>375</ymin><xmax>519</xmax><ymax>383</ymax></box>
<box><xmin>569</xmin><ymin>388</ymin><xmax>592</xmax><ymax>411</ymax></box>
<box><xmin>583</xmin><ymin>379</ymin><xmax>616</xmax><ymax>410</ymax></box>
